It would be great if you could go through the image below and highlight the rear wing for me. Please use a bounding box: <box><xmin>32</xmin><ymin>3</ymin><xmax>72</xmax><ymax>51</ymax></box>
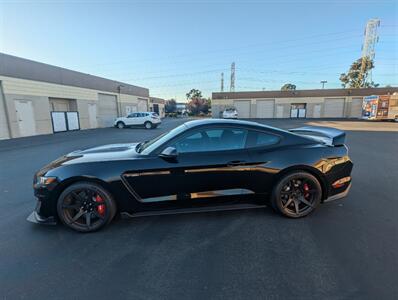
<box><xmin>289</xmin><ymin>126</ymin><xmax>346</xmax><ymax>146</ymax></box>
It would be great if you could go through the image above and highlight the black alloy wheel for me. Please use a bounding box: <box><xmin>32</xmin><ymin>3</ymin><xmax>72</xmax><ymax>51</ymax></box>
<box><xmin>272</xmin><ymin>171</ymin><xmax>322</xmax><ymax>218</ymax></box>
<box><xmin>57</xmin><ymin>182</ymin><xmax>116</xmax><ymax>232</ymax></box>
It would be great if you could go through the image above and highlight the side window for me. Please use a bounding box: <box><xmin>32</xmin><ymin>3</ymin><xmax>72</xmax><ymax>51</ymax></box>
<box><xmin>249</xmin><ymin>131</ymin><xmax>280</xmax><ymax>147</ymax></box>
<box><xmin>172</xmin><ymin>127</ymin><xmax>248</xmax><ymax>153</ymax></box>
<box><xmin>128</xmin><ymin>113</ymin><xmax>137</xmax><ymax>118</ymax></box>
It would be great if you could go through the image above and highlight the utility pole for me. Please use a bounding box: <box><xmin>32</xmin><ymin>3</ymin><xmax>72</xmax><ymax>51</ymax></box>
<box><xmin>320</xmin><ymin>80</ymin><xmax>327</xmax><ymax>89</ymax></box>
<box><xmin>221</xmin><ymin>72</ymin><xmax>224</xmax><ymax>92</ymax></box>
<box><xmin>230</xmin><ymin>62</ymin><xmax>235</xmax><ymax>92</ymax></box>
<box><xmin>359</xmin><ymin>19</ymin><xmax>380</xmax><ymax>86</ymax></box>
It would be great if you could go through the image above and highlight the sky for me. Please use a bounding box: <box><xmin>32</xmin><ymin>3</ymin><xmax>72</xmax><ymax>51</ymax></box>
<box><xmin>0</xmin><ymin>0</ymin><xmax>397</xmax><ymax>101</ymax></box>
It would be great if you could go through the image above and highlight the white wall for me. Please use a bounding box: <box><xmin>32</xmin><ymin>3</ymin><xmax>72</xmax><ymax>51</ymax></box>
<box><xmin>0</xmin><ymin>76</ymin><xmax>149</xmax><ymax>138</ymax></box>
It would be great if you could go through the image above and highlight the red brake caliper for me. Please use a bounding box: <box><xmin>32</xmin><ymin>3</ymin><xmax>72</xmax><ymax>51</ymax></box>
<box><xmin>303</xmin><ymin>183</ymin><xmax>310</xmax><ymax>199</ymax></box>
<box><xmin>95</xmin><ymin>195</ymin><xmax>106</xmax><ymax>216</ymax></box>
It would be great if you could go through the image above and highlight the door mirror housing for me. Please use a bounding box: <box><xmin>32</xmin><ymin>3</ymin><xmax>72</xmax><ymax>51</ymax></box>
<box><xmin>159</xmin><ymin>146</ymin><xmax>178</xmax><ymax>159</ymax></box>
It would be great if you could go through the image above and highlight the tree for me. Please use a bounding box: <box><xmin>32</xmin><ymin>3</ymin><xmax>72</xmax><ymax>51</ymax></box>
<box><xmin>281</xmin><ymin>83</ymin><xmax>296</xmax><ymax>91</ymax></box>
<box><xmin>186</xmin><ymin>89</ymin><xmax>202</xmax><ymax>100</ymax></box>
<box><xmin>165</xmin><ymin>99</ymin><xmax>177</xmax><ymax>113</ymax></box>
<box><xmin>339</xmin><ymin>57</ymin><xmax>379</xmax><ymax>88</ymax></box>
<box><xmin>185</xmin><ymin>89</ymin><xmax>210</xmax><ymax>115</ymax></box>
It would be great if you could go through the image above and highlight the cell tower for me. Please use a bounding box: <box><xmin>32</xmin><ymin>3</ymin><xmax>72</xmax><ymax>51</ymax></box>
<box><xmin>230</xmin><ymin>62</ymin><xmax>235</xmax><ymax>92</ymax></box>
<box><xmin>360</xmin><ymin>19</ymin><xmax>380</xmax><ymax>85</ymax></box>
<box><xmin>221</xmin><ymin>72</ymin><xmax>224</xmax><ymax>92</ymax></box>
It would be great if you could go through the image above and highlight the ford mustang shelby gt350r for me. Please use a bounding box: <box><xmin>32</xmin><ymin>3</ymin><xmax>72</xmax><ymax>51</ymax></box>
<box><xmin>28</xmin><ymin>119</ymin><xmax>353</xmax><ymax>232</ymax></box>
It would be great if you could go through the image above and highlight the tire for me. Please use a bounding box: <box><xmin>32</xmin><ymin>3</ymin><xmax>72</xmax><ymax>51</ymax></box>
<box><xmin>117</xmin><ymin>122</ymin><xmax>125</xmax><ymax>129</ymax></box>
<box><xmin>271</xmin><ymin>171</ymin><xmax>322</xmax><ymax>218</ymax></box>
<box><xmin>144</xmin><ymin>121</ymin><xmax>153</xmax><ymax>129</ymax></box>
<box><xmin>394</xmin><ymin>116</ymin><xmax>398</xmax><ymax>122</ymax></box>
<box><xmin>57</xmin><ymin>182</ymin><xmax>117</xmax><ymax>233</ymax></box>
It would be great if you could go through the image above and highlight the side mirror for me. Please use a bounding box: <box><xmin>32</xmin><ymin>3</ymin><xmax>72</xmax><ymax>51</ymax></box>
<box><xmin>159</xmin><ymin>146</ymin><xmax>178</xmax><ymax>159</ymax></box>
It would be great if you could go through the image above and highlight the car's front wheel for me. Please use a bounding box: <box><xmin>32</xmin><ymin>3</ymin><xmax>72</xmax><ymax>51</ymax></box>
<box><xmin>271</xmin><ymin>171</ymin><xmax>322</xmax><ymax>218</ymax></box>
<box><xmin>57</xmin><ymin>182</ymin><xmax>117</xmax><ymax>232</ymax></box>
<box><xmin>117</xmin><ymin>121</ymin><xmax>125</xmax><ymax>129</ymax></box>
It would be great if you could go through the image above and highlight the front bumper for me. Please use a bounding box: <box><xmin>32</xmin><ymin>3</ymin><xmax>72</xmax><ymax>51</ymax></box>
<box><xmin>26</xmin><ymin>196</ymin><xmax>57</xmax><ymax>225</ymax></box>
<box><xmin>324</xmin><ymin>183</ymin><xmax>351</xmax><ymax>203</ymax></box>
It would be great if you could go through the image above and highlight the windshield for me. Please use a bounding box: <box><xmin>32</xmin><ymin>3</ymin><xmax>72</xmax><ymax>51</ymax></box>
<box><xmin>138</xmin><ymin>123</ymin><xmax>188</xmax><ymax>154</ymax></box>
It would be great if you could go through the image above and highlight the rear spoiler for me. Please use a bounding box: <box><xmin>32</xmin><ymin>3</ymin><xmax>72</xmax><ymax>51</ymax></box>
<box><xmin>289</xmin><ymin>126</ymin><xmax>346</xmax><ymax>146</ymax></box>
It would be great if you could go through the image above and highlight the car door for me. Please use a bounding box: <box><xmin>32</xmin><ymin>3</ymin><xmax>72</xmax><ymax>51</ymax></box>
<box><xmin>136</xmin><ymin>113</ymin><xmax>146</xmax><ymax>125</ymax></box>
<box><xmin>125</xmin><ymin>113</ymin><xmax>138</xmax><ymax>125</ymax></box>
<box><xmin>168</xmin><ymin>126</ymin><xmax>253</xmax><ymax>201</ymax></box>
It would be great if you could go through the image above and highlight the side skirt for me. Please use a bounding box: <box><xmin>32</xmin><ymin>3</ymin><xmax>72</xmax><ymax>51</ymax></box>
<box><xmin>121</xmin><ymin>203</ymin><xmax>266</xmax><ymax>218</ymax></box>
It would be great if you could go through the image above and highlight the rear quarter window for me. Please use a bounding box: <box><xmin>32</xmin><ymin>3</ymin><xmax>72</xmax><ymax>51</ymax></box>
<box><xmin>248</xmin><ymin>131</ymin><xmax>281</xmax><ymax>148</ymax></box>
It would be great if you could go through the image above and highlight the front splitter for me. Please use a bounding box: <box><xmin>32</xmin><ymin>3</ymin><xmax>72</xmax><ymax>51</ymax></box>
<box><xmin>27</xmin><ymin>211</ymin><xmax>57</xmax><ymax>225</ymax></box>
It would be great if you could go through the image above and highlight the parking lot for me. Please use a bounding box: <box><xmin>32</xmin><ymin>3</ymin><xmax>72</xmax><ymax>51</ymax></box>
<box><xmin>0</xmin><ymin>118</ymin><xmax>397</xmax><ymax>299</ymax></box>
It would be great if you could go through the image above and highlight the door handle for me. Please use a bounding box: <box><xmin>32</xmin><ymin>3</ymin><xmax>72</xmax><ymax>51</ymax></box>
<box><xmin>227</xmin><ymin>160</ymin><xmax>245</xmax><ymax>166</ymax></box>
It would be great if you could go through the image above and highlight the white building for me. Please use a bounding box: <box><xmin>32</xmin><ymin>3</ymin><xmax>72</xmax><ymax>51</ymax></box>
<box><xmin>0</xmin><ymin>53</ymin><xmax>149</xmax><ymax>139</ymax></box>
<box><xmin>212</xmin><ymin>88</ymin><xmax>398</xmax><ymax>119</ymax></box>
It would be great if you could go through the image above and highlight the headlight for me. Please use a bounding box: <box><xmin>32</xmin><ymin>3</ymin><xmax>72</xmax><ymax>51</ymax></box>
<box><xmin>37</xmin><ymin>176</ymin><xmax>57</xmax><ymax>186</ymax></box>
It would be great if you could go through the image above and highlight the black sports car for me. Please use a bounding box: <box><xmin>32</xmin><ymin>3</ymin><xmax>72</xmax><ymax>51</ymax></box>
<box><xmin>28</xmin><ymin>119</ymin><xmax>353</xmax><ymax>232</ymax></box>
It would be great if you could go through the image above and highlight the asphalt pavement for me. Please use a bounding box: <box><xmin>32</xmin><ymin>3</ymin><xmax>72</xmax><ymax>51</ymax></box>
<box><xmin>0</xmin><ymin>118</ymin><xmax>397</xmax><ymax>300</ymax></box>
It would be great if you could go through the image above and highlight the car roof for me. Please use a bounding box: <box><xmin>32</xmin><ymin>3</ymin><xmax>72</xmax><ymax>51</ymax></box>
<box><xmin>183</xmin><ymin>119</ymin><xmax>321</xmax><ymax>146</ymax></box>
<box><xmin>184</xmin><ymin>118</ymin><xmax>284</xmax><ymax>132</ymax></box>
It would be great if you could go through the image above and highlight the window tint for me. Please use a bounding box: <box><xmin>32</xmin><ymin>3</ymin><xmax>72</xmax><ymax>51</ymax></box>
<box><xmin>173</xmin><ymin>127</ymin><xmax>248</xmax><ymax>153</ymax></box>
<box><xmin>251</xmin><ymin>131</ymin><xmax>280</xmax><ymax>147</ymax></box>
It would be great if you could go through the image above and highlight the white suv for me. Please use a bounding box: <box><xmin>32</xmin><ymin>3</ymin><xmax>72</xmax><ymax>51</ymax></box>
<box><xmin>222</xmin><ymin>108</ymin><xmax>238</xmax><ymax>119</ymax></box>
<box><xmin>114</xmin><ymin>112</ymin><xmax>161</xmax><ymax>129</ymax></box>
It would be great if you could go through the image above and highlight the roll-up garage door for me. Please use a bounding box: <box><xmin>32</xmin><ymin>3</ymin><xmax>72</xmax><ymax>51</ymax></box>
<box><xmin>138</xmin><ymin>99</ymin><xmax>148</xmax><ymax>112</ymax></box>
<box><xmin>324</xmin><ymin>98</ymin><xmax>345</xmax><ymax>118</ymax></box>
<box><xmin>234</xmin><ymin>100</ymin><xmax>251</xmax><ymax>118</ymax></box>
<box><xmin>350</xmin><ymin>98</ymin><xmax>363</xmax><ymax>118</ymax></box>
<box><xmin>256</xmin><ymin>100</ymin><xmax>275</xmax><ymax>118</ymax></box>
<box><xmin>98</xmin><ymin>93</ymin><xmax>118</xmax><ymax>127</ymax></box>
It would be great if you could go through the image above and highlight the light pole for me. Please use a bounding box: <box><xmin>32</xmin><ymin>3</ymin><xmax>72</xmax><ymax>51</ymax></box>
<box><xmin>320</xmin><ymin>80</ymin><xmax>327</xmax><ymax>89</ymax></box>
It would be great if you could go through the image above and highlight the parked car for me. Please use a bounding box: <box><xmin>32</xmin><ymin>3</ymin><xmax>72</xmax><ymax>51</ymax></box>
<box><xmin>114</xmin><ymin>112</ymin><xmax>161</xmax><ymax>129</ymax></box>
<box><xmin>28</xmin><ymin>119</ymin><xmax>353</xmax><ymax>232</ymax></box>
<box><xmin>222</xmin><ymin>108</ymin><xmax>238</xmax><ymax>119</ymax></box>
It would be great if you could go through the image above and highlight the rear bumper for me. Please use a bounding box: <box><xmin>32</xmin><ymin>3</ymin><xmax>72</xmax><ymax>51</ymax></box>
<box><xmin>324</xmin><ymin>183</ymin><xmax>351</xmax><ymax>203</ymax></box>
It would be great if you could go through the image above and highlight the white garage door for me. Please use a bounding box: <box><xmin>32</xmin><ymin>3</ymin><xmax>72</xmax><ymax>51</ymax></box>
<box><xmin>138</xmin><ymin>99</ymin><xmax>148</xmax><ymax>112</ymax></box>
<box><xmin>256</xmin><ymin>100</ymin><xmax>275</xmax><ymax>118</ymax></box>
<box><xmin>324</xmin><ymin>98</ymin><xmax>345</xmax><ymax>118</ymax></box>
<box><xmin>234</xmin><ymin>100</ymin><xmax>251</xmax><ymax>118</ymax></box>
<box><xmin>98</xmin><ymin>93</ymin><xmax>118</xmax><ymax>127</ymax></box>
<box><xmin>350</xmin><ymin>98</ymin><xmax>363</xmax><ymax>118</ymax></box>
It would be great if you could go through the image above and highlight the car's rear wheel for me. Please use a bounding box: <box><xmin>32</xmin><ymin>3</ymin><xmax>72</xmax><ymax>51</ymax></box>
<box><xmin>144</xmin><ymin>121</ymin><xmax>153</xmax><ymax>129</ymax></box>
<box><xmin>57</xmin><ymin>182</ymin><xmax>116</xmax><ymax>232</ymax></box>
<box><xmin>117</xmin><ymin>121</ymin><xmax>125</xmax><ymax>129</ymax></box>
<box><xmin>271</xmin><ymin>171</ymin><xmax>322</xmax><ymax>218</ymax></box>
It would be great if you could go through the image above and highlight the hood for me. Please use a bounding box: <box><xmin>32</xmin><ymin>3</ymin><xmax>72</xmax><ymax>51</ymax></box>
<box><xmin>39</xmin><ymin>143</ymin><xmax>141</xmax><ymax>173</ymax></box>
<box><xmin>65</xmin><ymin>143</ymin><xmax>141</xmax><ymax>163</ymax></box>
